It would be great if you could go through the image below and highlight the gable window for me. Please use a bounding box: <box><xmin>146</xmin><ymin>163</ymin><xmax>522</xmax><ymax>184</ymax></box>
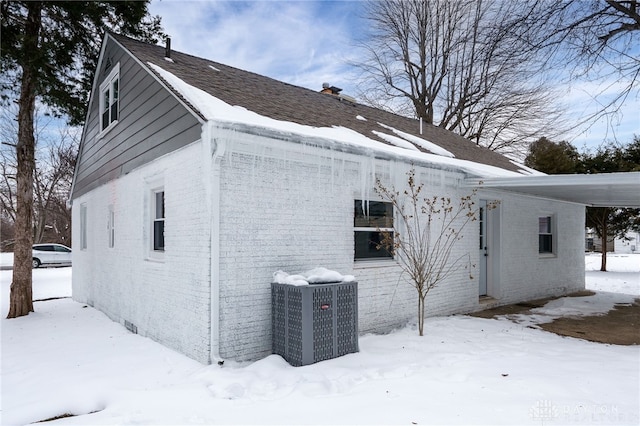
<box><xmin>354</xmin><ymin>200</ymin><xmax>393</xmax><ymax>260</ymax></box>
<box><xmin>538</xmin><ymin>215</ymin><xmax>554</xmax><ymax>254</ymax></box>
<box><xmin>100</xmin><ymin>63</ymin><xmax>119</xmax><ymax>132</ymax></box>
<box><xmin>152</xmin><ymin>189</ymin><xmax>165</xmax><ymax>252</ymax></box>
<box><xmin>107</xmin><ymin>205</ymin><xmax>115</xmax><ymax>248</ymax></box>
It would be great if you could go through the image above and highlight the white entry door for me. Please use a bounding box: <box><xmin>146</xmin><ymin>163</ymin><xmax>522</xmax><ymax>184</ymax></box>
<box><xmin>479</xmin><ymin>200</ymin><xmax>488</xmax><ymax>296</ymax></box>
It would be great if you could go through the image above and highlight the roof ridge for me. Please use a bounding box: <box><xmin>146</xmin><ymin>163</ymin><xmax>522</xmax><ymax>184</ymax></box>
<box><xmin>108</xmin><ymin>32</ymin><xmax>522</xmax><ymax>174</ymax></box>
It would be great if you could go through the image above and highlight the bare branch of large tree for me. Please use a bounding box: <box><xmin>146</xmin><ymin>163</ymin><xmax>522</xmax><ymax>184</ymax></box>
<box><xmin>1</xmin><ymin>103</ymin><xmax>78</xmax><ymax>249</ymax></box>
<box><xmin>355</xmin><ymin>0</ymin><xmax>564</xmax><ymax>157</ymax></box>
<box><xmin>32</xmin><ymin>127</ymin><xmax>77</xmax><ymax>245</ymax></box>
<box><xmin>355</xmin><ymin>1</ymin><xmax>639</xmax><ymax>154</ymax></box>
<box><xmin>518</xmin><ymin>0</ymin><xmax>640</xmax><ymax>140</ymax></box>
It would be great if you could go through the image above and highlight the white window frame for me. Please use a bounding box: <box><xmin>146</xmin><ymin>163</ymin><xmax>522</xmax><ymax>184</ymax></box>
<box><xmin>538</xmin><ymin>214</ymin><xmax>556</xmax><ymax>256</ymax></box>
<box><xmin>80</xmin><ymin>203</ymin><xmax>88</xmax><ymax>250</ymax></box>
<box><xmin>99</xmin><ymin>62</ymin><xmax>120</xmax><ymax>134</ymax></box>
<box><xmin>107</xmin><ymin>205</ymin><xmax>115</xmax><ymax>248</ymax></box>
<box><xmin>354</xmin><ymin>199</ymin><xmax>394</xmax><ymax>261</ymax></box>
<box><xmin>149</xmin><ymin>187</ymin><xmax>165</xmax><ymax>260</ymax></box>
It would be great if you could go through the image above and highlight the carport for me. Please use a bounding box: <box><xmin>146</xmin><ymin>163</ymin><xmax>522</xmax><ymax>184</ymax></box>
<box><xmin>465</xmin><ymin>171</ymin><xmax>639</xmax><ymax>297</ymax></box>
<box><xmin>465</xmin><ymin>172</ymin><xmax>640</xmax><ymax>207</ymax></box>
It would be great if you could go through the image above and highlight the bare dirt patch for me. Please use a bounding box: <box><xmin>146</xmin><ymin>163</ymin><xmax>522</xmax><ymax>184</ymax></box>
<box><xmin>539</xmin><ymin>299</ymin><xmax>640</xmax><ymax>345</ymax></box>
<box><xmin>35</xmin><ymin>413</ymin><xmax>76</xmax><ymax>423</ymax></box>
<box><xmin>35</xmin><ymin>410</ymin><xmax>102</xmax><ymax>423</ymax></box>
<box><xmin>470</xmin><ymin>291</ymin><xmax>640</xmax><ymax>346</ymax></box>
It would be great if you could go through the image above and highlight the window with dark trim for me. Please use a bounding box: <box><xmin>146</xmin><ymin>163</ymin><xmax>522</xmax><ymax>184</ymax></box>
<box><xmin>538</xmin><ymin>216</ymin><xmax>553</xmax><ymax>254</ymax></box>
<box><xmin>153</xmin><ymin>190</ymin><xmax>165</xmax><ymax>252</ymax></box>
<box><xmin>354</xmin><ymin>200</ymin><xmax>393</xmax><ymax>260</ymax></box>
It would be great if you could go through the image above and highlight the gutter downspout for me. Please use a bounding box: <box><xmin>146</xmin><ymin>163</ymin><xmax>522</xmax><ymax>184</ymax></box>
<box><xmin>202</xmin><ymin>121</ymin><xmax>226</xmax><ymax>364</ymax></box>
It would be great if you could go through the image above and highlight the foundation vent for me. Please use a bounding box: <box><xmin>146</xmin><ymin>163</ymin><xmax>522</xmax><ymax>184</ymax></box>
<box><xmin>124</xmin><ymin>320</ymin><xmax>138</xmax><ymax>334</ymax></box>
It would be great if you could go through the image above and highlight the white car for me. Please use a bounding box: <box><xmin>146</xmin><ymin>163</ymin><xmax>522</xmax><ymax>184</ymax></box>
<box><xmin>32</xmin><ymin>244</ymin><xmax>72</xmax><ymax>268</ymax></box>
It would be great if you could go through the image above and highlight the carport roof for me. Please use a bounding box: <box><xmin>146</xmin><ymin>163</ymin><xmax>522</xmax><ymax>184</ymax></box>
<box><xmin>465</xmin><ymin>172</ymin><xmax>640</xmax><ymax>207</ymax></box>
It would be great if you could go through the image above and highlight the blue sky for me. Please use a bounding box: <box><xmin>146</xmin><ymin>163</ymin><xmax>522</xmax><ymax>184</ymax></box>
<box><xmin>150</xmin><ymin>0</ymin><xmax>364</xmax><ymax>93</ymax></box>
<box><xmin>148</xmin><ymin>0</ymin><xmax>639</xmax><ymax>152</ymax></box>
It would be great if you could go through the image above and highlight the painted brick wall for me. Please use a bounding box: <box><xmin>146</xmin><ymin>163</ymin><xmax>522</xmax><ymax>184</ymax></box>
<box><xmin>216</xmin><ymin>130</ymin><xmax>479</xmax><ymax>360</ymax></box>
<box><xmin>72</xmin><ymin>142</ymin><xmax>212</xmax><ymax>364</ymax></box>
<box><xmin>73</xmin><ymin>127</ymin><xmax>585</xmax><ymax>364</ymax></box>
<box><xmin>487</xmin><ymin>191</ymin><xmax>585</xmax><ymax>304</ymax></box>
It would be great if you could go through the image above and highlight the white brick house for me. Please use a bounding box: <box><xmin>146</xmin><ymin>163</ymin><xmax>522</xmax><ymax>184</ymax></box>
<box><xmin>71</xmin><ymin>33</ymin><xmax>589</xmax><ymax>364</ymax></box>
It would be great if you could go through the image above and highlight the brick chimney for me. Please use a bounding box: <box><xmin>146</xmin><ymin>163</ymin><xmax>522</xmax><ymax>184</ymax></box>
<box><xmin>321</xmin><ymin>82</ymin><xmax>342</xmax><ymax>95</ymax></box>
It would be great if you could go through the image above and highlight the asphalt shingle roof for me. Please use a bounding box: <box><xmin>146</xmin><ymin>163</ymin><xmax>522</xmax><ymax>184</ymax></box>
<box><xmin>112</xmin><ymin>33</ymin><xmax>521</xmax><ymax>173</ymax></box>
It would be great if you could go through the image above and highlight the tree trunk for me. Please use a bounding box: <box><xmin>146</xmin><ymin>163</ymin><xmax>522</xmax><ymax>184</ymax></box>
<box><xmin>7</xmin><ymin>2</ymin><xmax>41</xmax><ymax>319</ymax></box>
<box><xmin>418</xmin><ymin>294</ymin><xmax>426</xmax><ymax>336</ymax></box>
<box><xmin>600</xmin><ymin>221</ymin><xmax>608</xmax><ymax>272</ymax></box>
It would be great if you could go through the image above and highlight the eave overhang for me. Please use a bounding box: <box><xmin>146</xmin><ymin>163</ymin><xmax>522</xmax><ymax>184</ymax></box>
<box><xmin>465</xmin><ymin>172</ymin><xmax>640</xmax><ymax>207</ymax></box>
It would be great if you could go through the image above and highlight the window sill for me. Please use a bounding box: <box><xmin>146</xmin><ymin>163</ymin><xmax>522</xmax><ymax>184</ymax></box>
<box><xmin>98</xmin><ymin>120</ymin><xmax>118</xmax><ymax>139</ymax></box>
<box><xmin>538</xmin><ymin>253</ymin><xmax>557</xmax><ymax>259</ymax></box>
<box><xmin>354</xmin><ymin>259</ymin><xmax>398</xmax><ymax>269</ymax></box>
<box><xmin>145</xmin><ymin>253</ymin><xmax>165</xmax><ymax>263</ymax></box>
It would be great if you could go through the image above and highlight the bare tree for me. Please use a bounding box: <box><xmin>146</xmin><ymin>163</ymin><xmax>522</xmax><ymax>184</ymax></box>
<box><xmin>32</xmin><ymin>128</ymin><xmax>77</xmax><ymax>246</ymax></box>
<box><xmin>375</xmin><ymin>168</ymin><xmax>490</xmax><ymax>336</ymax></box>
<box><xmin>571</xmin><ymin>0</ymin><xmax>639</xmax><ymax>132</ymax></box>
<box><xmin>1</xmin><ymin>105</ymin><xmax>78</xmax><ymax>249</ymax></box>
<box><xmin>356</xmin><ymin>0</ymin><xmax>562</xmax><ymax>157</ymax></box>
<box><xmin>510</xmin><ymin>1</ymin><xmax>640</xmax><ymax>139</ymax></box>
<box><xmin>0</xmin><ymin>146</ymin><xmax>17</xmax><ymax>226</ymax></box>
<box><xmin>0</xmin><ymin>214</ymin><xmax>15</xmax><ymax>251</ymax></box>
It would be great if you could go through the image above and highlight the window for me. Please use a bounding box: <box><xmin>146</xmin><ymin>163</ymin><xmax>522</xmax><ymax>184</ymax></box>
<box><xmin>538</xmin><ymin>215</ymin><xmax>554</xmax><ymax>254</ymax></box>
<box><xmin>80</xmin><ymin>203</ymin><xmax>87</xmax><ymax>250</ymax></box>
<box><xmin>354</xmin><ymin>200</ymin><xmax>393</xmax><ymax>260</ymax></box>
<box><xmin>108</xmin><ymin>205</ymin><xmax>115</xmax><ymax>248</ymax></box>
<box><xmin>100</xmin><ymin>63</ymin><xmax>119</xmax><ymax>131</ymax></box>
<box><xmin>479</xmin><ymin>205</ymin><xmax>484</xmax><ymax>250</ymax></box>
<box><xmin>152</xmin><ymin>190</ymin><xmax>165</xmax><ymax>252</ymax></box>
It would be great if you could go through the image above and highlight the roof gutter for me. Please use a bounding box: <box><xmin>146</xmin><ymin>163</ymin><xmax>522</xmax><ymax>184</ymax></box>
<box><xmin>209</xmin><ymin>121</ymin><xmax>518</xmax><ymax>180</ymax></box>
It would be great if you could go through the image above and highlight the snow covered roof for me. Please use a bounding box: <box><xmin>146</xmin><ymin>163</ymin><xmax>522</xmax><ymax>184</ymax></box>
<box><xmin>111</xmin><ymin>33</ymin><xmax>524</xmax><ymax>177</ymax></box>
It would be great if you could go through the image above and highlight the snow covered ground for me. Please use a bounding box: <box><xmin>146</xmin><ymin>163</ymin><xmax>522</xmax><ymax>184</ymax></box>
<box><xmin>0</xmin><ymin>252</ymin><xmax>12</xmax><ymax>270</ymax></box>
<box><xmin>1</xmin><ymin>253</ymin><xmax>638</xmax><ymax>425</ymax></box>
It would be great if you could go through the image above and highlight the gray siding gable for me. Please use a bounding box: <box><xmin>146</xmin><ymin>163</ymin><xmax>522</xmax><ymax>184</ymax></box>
<box><xmin>71</xmin><ymin>33</ymin><xmax>203</xmax><ymax>199</ymax></box>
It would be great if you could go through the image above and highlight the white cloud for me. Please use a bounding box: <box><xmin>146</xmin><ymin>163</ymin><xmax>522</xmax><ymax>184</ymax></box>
<box><xmin>149</xmin><ymin>0</ymin><xmax>362</xmax><ymax>94</ymax></box>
